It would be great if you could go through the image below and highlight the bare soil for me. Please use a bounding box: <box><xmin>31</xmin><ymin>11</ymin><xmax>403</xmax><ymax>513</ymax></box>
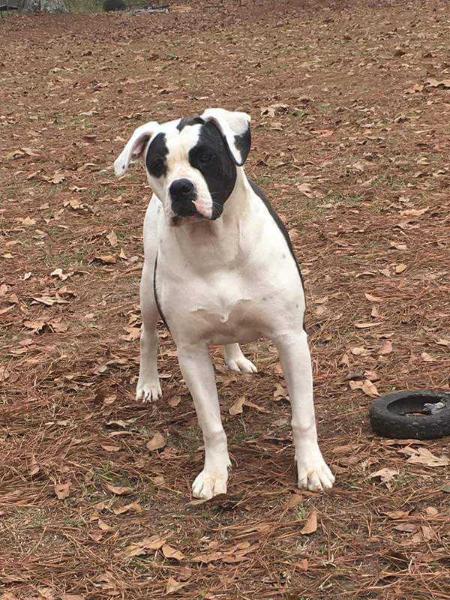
<box><xmin>1</xmin><ymin>1</ymin><xmax>449</xmax><ymax>598</ymax></box>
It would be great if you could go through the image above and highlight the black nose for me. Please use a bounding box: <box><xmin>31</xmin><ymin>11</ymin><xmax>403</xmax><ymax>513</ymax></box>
<box><xmin>170</xmin><ymin>179</ymin><xmax>195</xmax><ymax>200</ymax></box>
<box><xmin>170</xmin><ymin>179</ymin><xmax>197</xmax><ymax>217</ymax></box>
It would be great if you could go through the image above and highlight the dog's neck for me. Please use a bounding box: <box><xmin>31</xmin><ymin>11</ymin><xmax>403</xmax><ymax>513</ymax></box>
<box><xmin>160</xmin><ymin>168</ymin><xmax>257</xmax><ymax>272</ymax></box>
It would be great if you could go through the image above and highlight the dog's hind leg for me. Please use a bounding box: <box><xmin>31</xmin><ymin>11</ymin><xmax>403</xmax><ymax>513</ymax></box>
<box><xmin>136</xmin><ymin>262</ymin><xmax>162</xmax><ymax>402</ymax></box>
<box><xmin>224</xmin><ymin>343</ymin><xmax>257</xmax><ymax>373</ymax></box>
<box><xmin>178</xmin><ymin>343</ymin><xmax>230</xmax><ymax>500</ymax></box>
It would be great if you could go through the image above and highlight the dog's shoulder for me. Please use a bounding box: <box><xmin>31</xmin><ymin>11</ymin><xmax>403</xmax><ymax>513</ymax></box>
<box><xmin>247</xmin><ymin>177</ymin><xmax>304</xmax><ymax>290</ymax></box>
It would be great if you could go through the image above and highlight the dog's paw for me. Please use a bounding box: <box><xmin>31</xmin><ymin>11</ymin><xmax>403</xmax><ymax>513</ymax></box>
<box><xmin>226</xmin><ymin>356</ymin><xmax>257</xmax><ymax>374</ymax></box>
<box><xmin>136</xmin><ymin>379</ymin><xmax>162</xmax><ymax>403</ymax></box>
<box><xmin>192</xmin><ymin>469</ymin><xmax>229</xmax><ymax>500</ymax></box>
<box><xmin>296</xmin><ymin>449</ymin><xmax>335</xmax><ymax>492</ymax></box>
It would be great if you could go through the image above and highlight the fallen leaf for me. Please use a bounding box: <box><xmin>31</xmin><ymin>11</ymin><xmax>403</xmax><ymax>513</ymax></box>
<box><xmin>273</xmin><ymin>383</ymin><xmax>288</xmax><ymax>401</ymax></box>
<box><xmin>113</xmin><ymin>501</ymin><xmax>143</xmax><ymax>515</ymax></box>
<box><xmin>354</xmin><ymin>322</ymin><xmax>382</xmax><ymax>329</ymax></box>
<box><xmin>167</xmin><ymin>396</ymin><xmax>181</xmax><ymax>407</ymax></box>
<box><xmin>370</xmin><ymin>468</ymin><xmax>398</xmax><ymax>485</ymax></box>
<box><xmin>229</xmin><ymin>396</ymin><xmax>245</xmax><ymax>415</ymax></box>
<box><xmin>385</xmin><ymin>510</ymin><xmax>411</xmax><ymax>520</ymax></box>
<box><xmin>296</xmin><ymin>558</ymin><xmax>309</xmax><ymax>571</ymax></box>
<box><xmin>300</xmin><ymin>510</ymin><xmax>318</xmax><ymax>535</ymax></box>
<box><xmin>421</xmin><ymin>352</ymin><xmax>436</xmax><ymax>362</ymax></box>
<box><xmin>425</xmin><ymin>78</ymin><xmax>450</xmax><ymax>89</ymax></box>
<box><xmin>284</xmin><ymin>494</ymin><xmax>303</xmax><ymax>510</ymax></box>
<box><xmin>400</xmin><ymin>207</ymin><xmax>429</xmax><ymax>217</ymax></box>
<box><xmin>54</xmin><ymin>482</ymin><xmax>71</xmax><ymax>500</ymax></box>
<box><xmin>122</xmin><ymin>535</ymin><xmax>166</xmax><ymax>558</ymax></box>
<box><xmin>365</xmin><ymin>292</ymin><xmax>383</xmax><ymax>303</ymax></box>
<box><xmin>107</xmin><ymin>231</ymin><xmax>118</xmax><ymax>247</ymax></box>
<box><xmin>379</xmin><ymin>340</ymin><xmax>393</xmax><ymax>355</ymax></box>
<box><xmin>407</xmin><ymin>448</ymin><xmax>449</xmax><ymax>468</ymax></box>
<box><xmin>395</xmin><ymin>263</ymin><xmax>407</xmax><ymax>274</ymax></box>
<box><xmin>362</xmin><ymin>379</ymin><xmax>379</xmax><ymax>398</ymax></box>
<box><xmin>394</xmin><ymin>523</ymin><xmax>418</xmax><ymax>533</ymax></box>
<box><xmin>165</xmin><ymin>578</ymin><xmax>186</xmax><ymax>595</ymax></box>
<box><xmin>105</xmin><ymin>484</ymin><xmax>133</xmax><ymax>495</ymax></box>
<box><xmin>97</xmin><ymin>519</ymin><xmax>113</xmax><ymax>532</ymax></box>
<box><xmin>146</xmin><ymin>432</ymin><xmax>166</xmax><ymax>451</ymax></box>
<box><xmin>94</xmin><ymin>255</ymin><xmax>117</xmax><ymax>265</ymax></box>
<box><xmin>162</xmin><ymin>544</ymin><xmax>185</xmax><ymax>561</ymax></box>
<box><xmin>101</xmin><ymin>444</ymin><xmax>121</xmax><ymax>452</ymax></box>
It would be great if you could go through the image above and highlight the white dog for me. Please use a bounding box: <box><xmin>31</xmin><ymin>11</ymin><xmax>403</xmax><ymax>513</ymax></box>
<box><xmin>115</xmin><ymin>108</ymin><xmax>334</xmax><ymax>500</ymax></box>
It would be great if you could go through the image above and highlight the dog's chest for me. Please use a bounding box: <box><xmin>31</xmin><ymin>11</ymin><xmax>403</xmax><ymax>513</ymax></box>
<box><xmin>161</xmin><ymin>269</ymin><xmax>270</xmax><ymax>344</ymax></box>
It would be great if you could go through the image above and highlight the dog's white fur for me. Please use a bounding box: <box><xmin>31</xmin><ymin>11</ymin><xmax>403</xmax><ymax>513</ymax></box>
<box><xmin>115</xmin><ymin>109</ymin><xmax>334</xmax><ymax>499</ymax></box>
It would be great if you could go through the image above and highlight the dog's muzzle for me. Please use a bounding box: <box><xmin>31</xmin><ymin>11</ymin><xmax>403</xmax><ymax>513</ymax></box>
<box><xmin>170</xmin><ymin>179</ymin><xmax>198</xmax><ymax>218</ymax></box>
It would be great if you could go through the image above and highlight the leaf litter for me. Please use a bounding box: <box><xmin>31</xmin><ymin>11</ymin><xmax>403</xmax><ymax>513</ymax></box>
<box><xmin>1</xmin><ymin>1</ymin><xmax>449</xmax><ymax>599</ymax></box>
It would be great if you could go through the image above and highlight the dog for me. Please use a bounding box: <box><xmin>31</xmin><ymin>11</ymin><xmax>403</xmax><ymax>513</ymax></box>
<box><xmin>114</xmin><ymin>108</ymin><xmax>334</xmax><ymax>500</ymax></box>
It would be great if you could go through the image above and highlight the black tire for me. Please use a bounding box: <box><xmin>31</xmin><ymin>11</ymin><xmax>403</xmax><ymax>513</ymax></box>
<box><xmin>370</xmin><ymin>390</ymin><xmax>450</xmax><ymax>440</ymax></box>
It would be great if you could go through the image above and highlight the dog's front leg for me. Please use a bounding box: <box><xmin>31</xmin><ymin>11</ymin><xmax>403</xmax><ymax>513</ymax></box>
<box><xmin>178</xmin><ymin>343</ymin><xmax>231</xmax><ymax>500</ymax></box>
<box><xmin>274</xmin><ymin>331</ymin><xmax>335</xmax><ymax>491</ymax></box>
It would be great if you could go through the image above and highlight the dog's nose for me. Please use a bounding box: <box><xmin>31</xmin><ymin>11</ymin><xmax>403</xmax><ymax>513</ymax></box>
<box><xmin>170</xmin><ymin>179</ymin><xmax>197</xmax><ymax>217</ymax></box>
<box><xmin>170</xmin><ymin>179</ymin><xmax>195</xmax><ymax>200</ymax></box>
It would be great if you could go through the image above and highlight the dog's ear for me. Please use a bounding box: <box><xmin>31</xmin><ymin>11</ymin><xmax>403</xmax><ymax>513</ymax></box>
<box><xmin>200</xmin><ymin>108</ymin><xmax>251</xmax><ymax>166</ymax></box>
<box><xmin>114</xmin><ymin>121</ymin><xmax>159</xmax><ymax>177</ymax></box>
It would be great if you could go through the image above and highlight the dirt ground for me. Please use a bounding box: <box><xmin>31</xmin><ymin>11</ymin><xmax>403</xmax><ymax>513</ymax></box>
<box><xmin>1</xmin><ymin>1</ymin><xmax>449</xmax><ymax>598</ymax></box>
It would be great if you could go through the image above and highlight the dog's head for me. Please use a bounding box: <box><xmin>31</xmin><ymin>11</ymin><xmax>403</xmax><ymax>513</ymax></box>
<box><xmin>114</xmin><ymin>108</ymin><xmax>251</xmax><ymax>222</ymax></box>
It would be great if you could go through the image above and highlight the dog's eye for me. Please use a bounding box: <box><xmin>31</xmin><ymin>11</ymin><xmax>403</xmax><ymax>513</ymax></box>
<box><xmin>198</xmin><ymin>151</ymin><xmax>214</xmax><ymax>164</ymax></box>
<box><xmin>149</xmin><ymin>158</ymin><xmax>165</xmax><ymax>176</ymax></box>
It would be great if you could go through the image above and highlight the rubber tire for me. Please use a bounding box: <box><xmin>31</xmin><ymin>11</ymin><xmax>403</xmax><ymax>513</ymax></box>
<box><xmin>370</xmin><ymin>390</ymin><xmax>450</xmax><ymax>440</ymax></box>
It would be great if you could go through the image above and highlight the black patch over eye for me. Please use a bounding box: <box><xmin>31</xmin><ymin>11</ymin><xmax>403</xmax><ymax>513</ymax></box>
<box><xmin>198</xmin><ymin>151</ymin><xmax>214</xmax><ymax>164</ymax></box>
<box><xmin>146</xmin><ymin>132</ymin><xmax>168</xmax><ymax>178</ymax></box>
<box><xmin>149</xmin><ymin>157</ymin><xmax>166</xmax><ymax>177</ymax></box>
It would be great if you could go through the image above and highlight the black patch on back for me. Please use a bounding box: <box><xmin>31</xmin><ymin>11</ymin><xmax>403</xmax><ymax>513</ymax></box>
<box><xmin>146</xmin><ymin>132</ymin><xmax>168</xmax><ymax>178</ymax></box>
<box><xmin>177</xmin><ymin>116</ymin><xmax>205</xmax><ymax>131</ymax></box>
<box><xmin>189</xmin><ymin>122</ymin><xmax>237</xmax><ymax>219</ymax></box>
<box><xmin>233</xmin><ymin>127</ymin><xmax>251</xmax><ymax>165</ymax></box>
<box><xmin>248</xmin><ymin>178</ymin><xmax>305</xmax><ymax>291</ymax></box>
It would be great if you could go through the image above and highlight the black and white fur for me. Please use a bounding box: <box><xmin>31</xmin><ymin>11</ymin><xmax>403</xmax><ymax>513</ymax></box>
<box><xmin>114</xmin><ymin>108</ymin><xmax>334</xmax><ymax>499</ymax></box>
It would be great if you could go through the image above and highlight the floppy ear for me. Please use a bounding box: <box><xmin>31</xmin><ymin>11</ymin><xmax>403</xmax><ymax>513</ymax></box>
<box><xmin>200</xmin><ymin>108</ymin><xmax>251</xmax><ymax>166</ymax></box>
<box><xmin>114</xmin><ymin>121</ymin><xmax>159</xmax><ymax>177</ymax></box>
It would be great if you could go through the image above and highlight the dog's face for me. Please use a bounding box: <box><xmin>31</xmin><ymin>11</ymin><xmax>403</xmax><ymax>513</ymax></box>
<box><xmin>115</xmin><ymin>108</ymin><xmax>251</xmax><ymax>222</ymax></box>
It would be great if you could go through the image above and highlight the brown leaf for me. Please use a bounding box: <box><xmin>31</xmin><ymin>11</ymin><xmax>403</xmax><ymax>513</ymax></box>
<box><xmin>296</xmin><ymin>558</ymin><xmax>309</xmax><ymax>572</ymax></box>
<box><xmin>421</xmin><ymin>352</ymin><xmax>436</xmax><ymax>362</ymax></box>
<box><xmin>406</xmin><ymin>448</ymin><xmax>449</xmax><ymax>468</ymax></box>
<box><xmin>361</xmin><ymin>379</ymin><xmax>379</xmax><ymax>398</ymax></box>
<box><xmin>101</xmin><ymin>444</ymin><xmax>121</xmax><ymax>452</ymax></box>
<box><xmin>229</xmin><ymin>396</ymin><xmax>245</xmax><ymax>415</ymax></box>
<box><xmin>162</xmin><ymin>544</ymin><xmax>185</xmax><ymax>561</ymax></box>
<box><xmin>123</xmin><ymin>535</ymin><xmax>166</xmax><ymax>558</ymax></box>
<box><xmin>300</xmin><ymin>510</ymin><xmax>318</xmax><ymax>535</ymax></box>
<box><xmin>146</xmin><ymin>432</ymin><xmax>166</xmax><ymax>451</ymax></box>
<box><xmin>379</xmin><ymin>340</ymin><xmax>393</xmax><ymax>355</ymax></box>
<box><xmin>167</xmin><ymin>396</ymin><xmax>181</xmax><ymax>407</ymax></box>
<box><xmin>273</xmin><ymin>383</ymin><xmax>288</xmax><ymax>402</ymax></box>
<box><xmin>400</xmin><ymin>207</ymin><xmax>429</xmax><ymax>217</ymax></box>
<box><xmin>284</xmin><ymin>493</ymin><xmax>303</xmax><ymax>510</ymax></box>
<box><xmin>394</xmin><ymin>523</ymin><xmax>418</xmax><ymax>533</ymax></box>
<box><xmin>165</xmin><ymin>578</ymin><xmax>187</xmax><ymax>595</ymax></box>
<box><xmin>97</xmin><ymin>519</ymin><xmax>113</xmax><ymax>532</ymax></box>
<box><xmin>365</xmin><ymin>292</ymin><xmax>383</xmax><ymax>302</ymax></box>
<box><xmin>105</xmin><ymin>484</ymin><xmax>133</xmax><ymax>495</ymax></box>
<box><xmin>54</xmin><ymin>482</ymin><xmax>71</xmax><ymax>500</ymax></box>
<box><xmin>425</xmin><ymin>78</ymin><xmax>450</xmax><ymax>89</ymax></box>
<box><xmin>395</xmin><ymin>263</ymin><xmax>407</xmax><ymax>274</ymax></box>
<box><xmin>51</xmin><ymin>172</ymin><xmax>66</xmax><ymax>184</ymax></box>
<box><xmin>354</xmin><ymin>322</ymin><xmax>382</xmax><ymax>329</ymax></box>
<box><xmin>370</xmin><ymin>468</ymin><xmax>398</xmax><ymax>485</ymax></box>
<box><xmin>385</xmin><ymin>510</ymin><xmax>411</xmax><ymax>520</ymax></box>
<box><xmin>95</xmin><ymin>255</ymin><xmax>117</xmax><ymax>265</ymax></box>
<box><xmin>106</xmin><ymin>230</ymin><xmax>118</xmax><ymax>247</ymax></box>
<box><xmin>113</xmin><ymin>501</ymin><xmax>143</xmax><ymax>515</ymax></box>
